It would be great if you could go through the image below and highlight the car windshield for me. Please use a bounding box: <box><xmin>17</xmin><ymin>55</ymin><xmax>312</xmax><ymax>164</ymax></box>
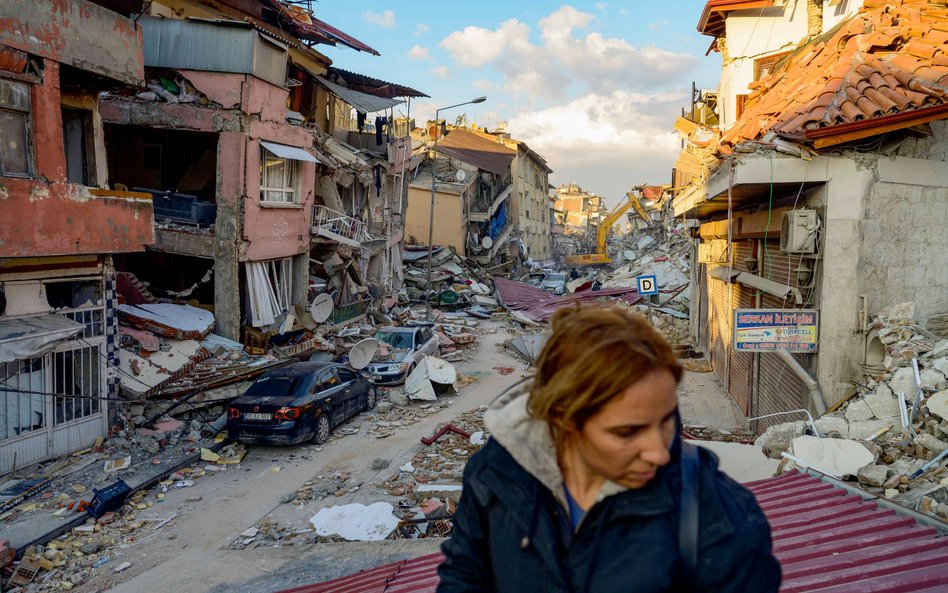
<box><xmin>546</xmin><ymin>274</ymin><xmax>566</xmax><ymax>282</ymax></box>
<box><xmin>376</xmin><ymin>331</ymin><xmax>413</xmax><ymax>349</ymax></box>
<box><xmin>244</xmin><ymin>375</ymin><xmax>305</xmax><ymax>397</ymax></box>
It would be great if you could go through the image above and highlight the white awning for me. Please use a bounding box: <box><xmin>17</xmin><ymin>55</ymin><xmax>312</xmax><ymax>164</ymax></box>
<box><xmin>260</xmin><ymin>141</ymin><xmax>320</xmax><ymax>163</ymax></box>
<box><xmin>0</xmin><ymin>314</ymin><xmax>84</xmax><ymax>363</ymax></box>
<box><xmin>709</xmin><ymin>266</ymin><xmax>741</xmax><ymax>282</ymax></box>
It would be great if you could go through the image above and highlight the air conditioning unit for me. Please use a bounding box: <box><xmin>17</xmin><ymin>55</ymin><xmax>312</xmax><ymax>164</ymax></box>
<box><xmin>780</xmin><ymin>209</ymin><xmax>819</xmax><ymax>254</ymax></box>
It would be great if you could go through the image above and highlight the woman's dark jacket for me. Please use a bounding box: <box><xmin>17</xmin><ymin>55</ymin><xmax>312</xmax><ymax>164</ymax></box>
<box><xmin>436</xmin><ymin>381</ymin><xmax>781</xmax><ymax>593</ymax></box>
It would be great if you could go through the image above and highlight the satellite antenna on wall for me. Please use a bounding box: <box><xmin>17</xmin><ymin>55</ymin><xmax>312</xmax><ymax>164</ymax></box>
<box><xmin>309</xmin><ymin>293</ymin><xmax>334</xmax><ymax>323</ymax></box>
<box><xmin>482</xmin><ymin>236</ymin><xmax>493</xmax><ymax>249</ymax></box>
<box><xmin>455</xmin><ymin>169</ymin><xmax>466</xmax><ymax>183</ymax></box>
<box><xmin>348</xmin><ymin>339</ymin><xmax>378</xmax><ymax>370</ymax></box>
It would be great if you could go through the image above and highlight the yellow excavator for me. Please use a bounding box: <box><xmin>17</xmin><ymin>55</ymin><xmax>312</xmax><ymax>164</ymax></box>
<box><xmin>565</xmin><ymin>191</ymin><xmax>652</xmax><ymax>266</ymax></box>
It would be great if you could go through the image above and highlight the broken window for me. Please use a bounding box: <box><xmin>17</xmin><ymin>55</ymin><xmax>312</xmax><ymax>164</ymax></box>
<box><xmin>52</xmin><ymin>345</ymin><xmax>101</xmax><ymax>425</ymax></box>
<box><xmin>260</xmin><ymin>146</ymin><xmax>300</xmax><ymax>203</ymax></box>
<box><xmin>0</xmin><ymin>78</ymin><xmax>33</xmax><ymax>178</ymax></box>
<box><xmin>245</xmin><ymin>257</ymin><xmax>295</xmax><ymax>328</ymax></box>
<box><xmin>0</xmin><ymin>357</ymin><xmax>46</xmax><ymax>439</ymax></box>
<box><xmin>45</xmin><ymin>278</ymin><xmax>105</xmax><ymax>338</ymax></box>
<box><xmin>62</xmin><ymin>107</ymin><xmax>95</xmax><ymax>185</ymax></box>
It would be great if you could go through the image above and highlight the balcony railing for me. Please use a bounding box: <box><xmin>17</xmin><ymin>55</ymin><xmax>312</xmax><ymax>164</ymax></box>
<box><xmin>312</xmin><ymin>205</ymin><xmax>370</xmax><ymax>247</ymax></box>
<box><xmin>469</xmin><ymin>172</ymin><xmax>512</xmax><ymax>222</ymax></box>
<box><xmin>328</xmin><ymin>297</ymin><xmax>372</xmax><ymax>325</ymax></box>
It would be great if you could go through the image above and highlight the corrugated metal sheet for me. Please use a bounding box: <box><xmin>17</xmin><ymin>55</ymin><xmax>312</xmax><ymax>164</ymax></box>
<box><xmin>316</xmin><ymin>76</ymin><xmax>404</xmax><ymax>115</ymax></box>
<box><xmin>494</xmin><ymin>277</ymin><xmax>644</xmax><ymax>322</ymax></box>
<box><xmin>710</xmin><ymin>265</ymin><xmax>729</xmax><ymax>390</ymax></box>
<box><xmin>140</xmin><ymin>17</ymin><xmax>288</xmax><ymax>87</ymax></box>
<box><xmin>698</xmin><ymin>263</ymin><xmax>710</xmax><ymax>353</ymax></box>
<box><xmin>282</xmin><ymin>471</ymin><xmax>948</xmax><ymax>593</ymax></box>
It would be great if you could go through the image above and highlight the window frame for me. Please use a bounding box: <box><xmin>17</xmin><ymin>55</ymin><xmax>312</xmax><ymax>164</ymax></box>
<box><xmin>0</xmin><ymin>78</ymin><xmax>34</xmax><ymax>178</ymax></box>
<box><xmin>259</xmin><ymin>146</ymin><xmax>301</xmax><ymax>204</ymax></box>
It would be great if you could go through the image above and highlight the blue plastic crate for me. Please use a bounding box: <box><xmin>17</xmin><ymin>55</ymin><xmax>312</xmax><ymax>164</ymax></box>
<box><xmin>87</xmin><ymin>479</ymin><xmax>131</xmax><ymax>519</ymax></box>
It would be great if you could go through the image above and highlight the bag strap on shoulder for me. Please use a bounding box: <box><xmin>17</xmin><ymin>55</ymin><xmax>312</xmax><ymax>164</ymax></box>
<box><xmin>678</xmin><ymin>441</ymin><xmax>700</xmax><ymax>577</ymax></box>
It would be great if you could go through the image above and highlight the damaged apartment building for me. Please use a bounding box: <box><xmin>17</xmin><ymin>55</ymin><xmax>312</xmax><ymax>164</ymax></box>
<box><xmin>0</xmin><ymin>0</ymin><xmax>154</xmax><ymax>473</ymax></box>
<box><xmin>672</xmin><ymin>0</ymin><xmax>948</xmax><ymax>432</ymax></box>
<box><xmin>96</xmin><ymin>0</ymin><xmax>427</xmax><ymax>345</ymax></box>
<box><xmin>405</xmin><ymin>125</ymin><xmax>553</xmax><ymax>267</ymax></box>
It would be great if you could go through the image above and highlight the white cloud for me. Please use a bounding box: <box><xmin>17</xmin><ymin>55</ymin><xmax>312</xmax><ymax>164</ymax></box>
<box><xmin>362</xmin><ymin>10</ymin><xmax>396</xmax><ymax>28</ymax></box>
<box><xmin>440</xmin><ymin>19</ymin><xmax>532</xmax><ymax>68</ymax></box>
<box><xmin>408</xmin><ymin>45</ymin><xmax>431</xmax><ymax>60</ymax></box>
<box><xmin>438</xmin><ymin>6</ymin><xmax>695</xmax><ymax>101</ymax></box>
<box><xmin>430</xmin><ymin>66</ymin><xmax>451</xmax><ymax>79</ymax></box>
<box><xmin>596</xmin><ymin>2</ymin><xmax>609</xmax><ymax>9</ymax></box>
<box><xmin>618</xmin><ymin>8</ymin><xmax>629</xmax><ymax>16</ymax></box>
<box><xmin>649</xmin><ymin>20</ymin><xmax>670</xmax><ymax>32</ymax></box>
<box><xmin>472</xmin><ymin>79</ymin><xmax>495</xmax><ymax>91</ymax></box>
<box><xmin>508</xmin><ymin>90</ymin><xmax>685</xmax><ymax>201</ymax></box>
<box><xmin>414</xmin><ymin>23</ymin><xmax>430</xmax><ymax>36</ymax></box>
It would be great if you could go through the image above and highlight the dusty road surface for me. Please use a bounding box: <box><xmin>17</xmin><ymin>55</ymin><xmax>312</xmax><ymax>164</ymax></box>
<box><xmin>87</xmin><ymin>322</ymin><xmax>525</xmax><ymax>593</ymax></box>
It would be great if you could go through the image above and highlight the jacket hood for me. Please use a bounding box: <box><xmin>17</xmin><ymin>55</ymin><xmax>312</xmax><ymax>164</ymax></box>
<box><xmin>484</xmin><ymin>378</ymin><xmax>631</xmax><ymax>505</ymax></box>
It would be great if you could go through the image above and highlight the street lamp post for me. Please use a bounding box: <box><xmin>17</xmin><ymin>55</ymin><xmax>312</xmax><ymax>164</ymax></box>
<box><xmin>425</xmin><ymin>96</ymin><xmax>487</xmax><ymax>320</ymax></box>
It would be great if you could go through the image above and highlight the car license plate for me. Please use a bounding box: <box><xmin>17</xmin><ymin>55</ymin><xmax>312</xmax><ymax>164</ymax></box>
<box><xmin>243</xmin><ymin>412</ymin><xmax>271</xmax><ymax>421</ymax></box>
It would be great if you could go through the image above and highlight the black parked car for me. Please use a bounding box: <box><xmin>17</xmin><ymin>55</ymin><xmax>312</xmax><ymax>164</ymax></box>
<box><xmin>227</xmin><ymin>362</ymin><xmax>376</xmax><ymax>446</ymax></box>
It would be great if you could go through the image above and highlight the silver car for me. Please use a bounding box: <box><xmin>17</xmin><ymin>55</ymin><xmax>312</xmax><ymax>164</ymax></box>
<box><xmin>366</xmin><ymin>325</ymin><xmax>440</xmax><ymax>385</ymax></box>
<box><xmin>541</xmin><ymin>272</ymin><xmax>567</xmax><ymax>295</ymax></box>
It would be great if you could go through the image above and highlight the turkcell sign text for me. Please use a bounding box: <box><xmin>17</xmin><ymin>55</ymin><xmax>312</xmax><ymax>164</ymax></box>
<box><xmin>733</xmin><ymin>308</ymin><xmax>819</xmax><ymax>353</ymax></box>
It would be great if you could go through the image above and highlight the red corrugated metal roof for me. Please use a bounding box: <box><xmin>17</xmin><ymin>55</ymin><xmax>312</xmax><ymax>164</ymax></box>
<box><xmin>280</xmin><ymin>470</ymin><xmax>948</xmax><ymax>593</ymax></box>
<box><xmin>494</xmin><ymin>276</ymin><xmax>645</xmax><ymax>322</ymax></box>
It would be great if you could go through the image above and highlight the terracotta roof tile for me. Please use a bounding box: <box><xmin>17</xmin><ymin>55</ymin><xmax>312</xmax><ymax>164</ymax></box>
<box><xmin>721</xmin><ymin>0</ymin><xmax>948</xmax><ymax>149</ymax></box>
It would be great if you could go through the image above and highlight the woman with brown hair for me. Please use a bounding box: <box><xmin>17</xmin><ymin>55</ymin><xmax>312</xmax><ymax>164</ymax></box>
<box><xmin>437</xmin><ymin>305</ymin><xmax>780</xmax><ymax>593</ymax></box>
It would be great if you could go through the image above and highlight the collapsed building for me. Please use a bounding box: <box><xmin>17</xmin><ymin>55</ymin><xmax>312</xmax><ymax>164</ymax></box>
<box><xmin>0</xmin><ymin>0</ymin><xmax>428</xmax><ymax>473</ymax></box>
<box><xmin>672</xmin><ymin>0</ymin><xmax>948</xmax><ymax>433</ymax></box>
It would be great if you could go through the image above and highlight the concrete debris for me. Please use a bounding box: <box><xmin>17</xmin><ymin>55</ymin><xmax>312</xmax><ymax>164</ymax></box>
<box><xmin>789</xmin><ymin>436</ymin><xmax>876</xmax><ymax>479</ymax></box>
<box><xmin>755</xmin><ymin>301</ymin><xmax>948</xmax><ymax>522</ymax></box>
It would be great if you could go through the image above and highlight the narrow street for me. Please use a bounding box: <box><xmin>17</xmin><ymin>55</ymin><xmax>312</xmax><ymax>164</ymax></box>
<box><xmin>99</xmin><ymin>324</ymin><xmax>525</xmax><ymax>593</ymax></box>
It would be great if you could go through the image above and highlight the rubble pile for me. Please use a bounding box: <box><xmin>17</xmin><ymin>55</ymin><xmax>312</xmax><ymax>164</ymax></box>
<box><xmin>1</xmin><ymin>459</ymin><xmax>234</xmax><ymax>591</ymax></box>
<box><xmin>756</xmin><ymin>302</ymin><xmax>948</xmax><ymax>521</ymax></box>
<box><xmin>401</xmin><ymin>245</ymin><xmax>500</xmax><ymax>317</ymax></box>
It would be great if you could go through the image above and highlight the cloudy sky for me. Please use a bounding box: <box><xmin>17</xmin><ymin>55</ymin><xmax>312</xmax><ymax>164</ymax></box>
<box><xmin>314</xmin><ymin>1</ymin><xmax>721</xmax><ymax>205</ymax></box>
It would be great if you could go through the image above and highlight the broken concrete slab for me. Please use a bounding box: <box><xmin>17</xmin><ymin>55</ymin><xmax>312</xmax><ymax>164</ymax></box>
<box><xmin>848</xmin><ymin>419</ymin><xmax>893</xmax><ymax>441</ymax></box>
<box><xmin>790</xmin><ymin>436</ymin><xmax>876</xmax><ymax>478</ymax></box>
<box><xmin>844</xmin><ymin>399</ymin><xmax>875</xmax><ymax>422</ymax></box>
<box><xmin>888</xmin><ymin>367</ymin><xmax>916</xmax><ymax>400</ymax></box>
<box><xmin>931</xmin><ymin>357</ymin><xmax>948</xmax><ymax>377</ymax></box>
<box><xmin>117</xmin><ymin>303</ymin><xmax>215</xmax><ymax>340</ymax></box>
<box><xmin>927</xmin><ymin>390</ymin><xmax>948</xmax><ymax>421</ymax></box>
<box><xmin>864</xmin><ymin>384</ymin><xmax>900</xmax><ymax>421</ymax></box>
<box><xmin>920</xmin><ymin>369</ymin><xmax>947</xmax><ymax>392</ymax></box>
<box><xmin>693</xmin><ymin>440</ymin><xmax>780</xmax><ymax>483</ymax></box>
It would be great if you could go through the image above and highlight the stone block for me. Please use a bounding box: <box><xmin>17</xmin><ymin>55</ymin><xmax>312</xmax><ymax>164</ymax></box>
<box><xmin>914</xmin><ymin>433</ymin><xmax>947</xmax><ymax>453</ymax></box>
<box><xmin>863</xmin><ymin>385</ymin><xmax>900</xmax><ymax>421</ymax></box>
<box><xmin>815</xmin><ymin>416</ymin><xmax>849</xmax><ymax>439</ymax></box>
<box><xmin>857</xmin><ymin>463</ymin><xmax>890</xmax><ymax>487</ymax></box>
<box><xmin>927</xmin><ymin>390</ymin><xmax>948</xmax><ymax>421</ymax></box>
<box><xmin>927</xmin><ymin>313</ymin><xmax>948</xmax><ymax>338</ymax></box>
<box><xmin>754</xmin><ymin>421</ymin><xmax>805</xmax><ymax>457</ymax></box>
<box><xmin>844</xmin><ymin>399</ymin><xmax>874</xmax><ymax>422</ymax></box>
<box><xmin>927</xmin><ymin>340</ymin><xmax>948</xmax><ymax>360</ymax></box>
<box><xmin>790</xmin><ymin>436</ymin><xmax>876</xmax><ymax>479</ymax></box>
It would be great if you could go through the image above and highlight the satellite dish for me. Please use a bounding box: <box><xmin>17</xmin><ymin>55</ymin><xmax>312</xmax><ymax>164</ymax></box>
<box><xmin>624</xmin><ymin>250</ymin><xmax>636</xmax><ymax>262</ymax></box>
<box><xmin>348</xmin><ymin>338</ymin><xmax>378</xmax><ymax>370</ymax></box>
<box><xmin>482</xmin><ymin>236</ymin><xmax>493</xmax><ymax>249</ymax></box>
<box><xmin>455</xmin><ymin>169</ymin><xmax>466</xmax><ymax>182</ymax></box>
<box><xmin>309</xmin><ymin>293</ymin><xmax>334</xmax><ymax>323</ymax></box>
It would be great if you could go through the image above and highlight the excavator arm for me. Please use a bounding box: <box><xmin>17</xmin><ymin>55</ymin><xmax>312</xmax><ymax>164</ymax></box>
<box><xmin>566</xmin><ymin>190</ymin><xmax>652</xmax><ymax>266</ymax></box>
